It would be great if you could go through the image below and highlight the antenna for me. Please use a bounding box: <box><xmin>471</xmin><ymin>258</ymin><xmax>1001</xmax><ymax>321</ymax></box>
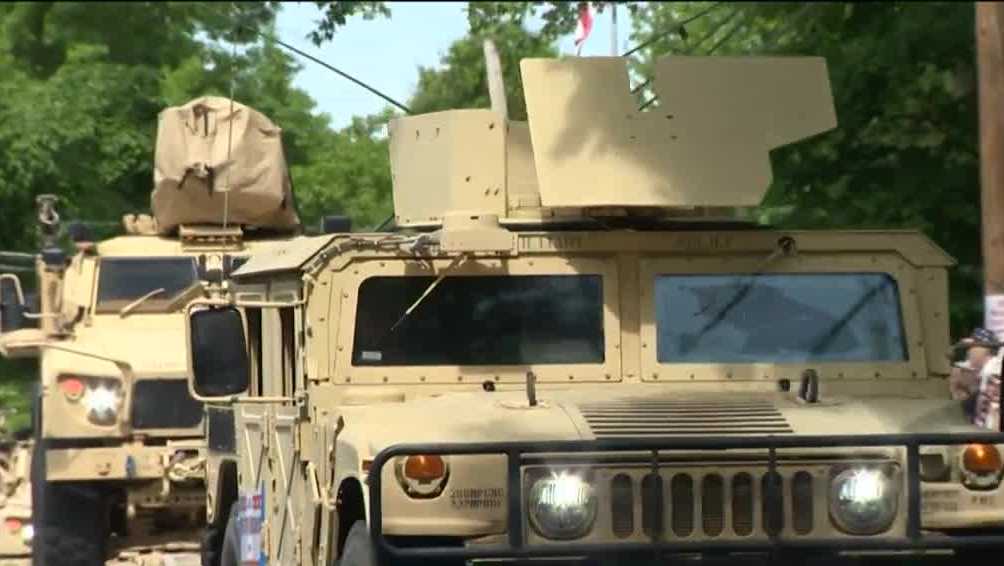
<box><xmin>222</xmin><ymin>7</ymin><xmax>242</xmax><ymax>230</ymax></box>
<box><xmin>236</xmin><ymin>23</ymin><xmax>411</xmax><ymax>114</ymax></box>
<box><xmin>482</xmin><ymin>39</ymin><xmax>508</xmax><ymax>118</ymax></box>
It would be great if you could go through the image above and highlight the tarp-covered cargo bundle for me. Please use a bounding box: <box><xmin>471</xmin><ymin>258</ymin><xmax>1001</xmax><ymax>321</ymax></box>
<box><xmin>152</xmin><ymin>96</ymin><xmax>301</xmax><ymax>235</ymax></box>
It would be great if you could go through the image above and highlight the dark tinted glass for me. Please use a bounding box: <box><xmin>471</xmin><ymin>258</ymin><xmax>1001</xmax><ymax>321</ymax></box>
<box><xmin>655</xmin><ymin>273</ymin><xmax>907</xmax><ymax>363</ymax></box>
<box><xmin>353</xmin><ymin>275</ymin><xmax>604</xmax><ymax>366</ymax></box>
<box><xmin>190</xmin><ymin>307</ymin><xmax>249</xmax><ymax>397</ymax></box>
<box><xmin>96</xmin><ymin>257</ymin><xmax>198</xmax><ymax>312</ymax></box>
<box><xmin>131</xmin><ymin>379</ymin><xmax>203</xmax><ymax>429</ymax></box>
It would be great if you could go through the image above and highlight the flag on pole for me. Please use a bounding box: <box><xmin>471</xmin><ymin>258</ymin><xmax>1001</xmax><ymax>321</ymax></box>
<box><xmin>574</xmin><ymin>3</ymin><xmax>595</xmax><ymax>56</ymax></box>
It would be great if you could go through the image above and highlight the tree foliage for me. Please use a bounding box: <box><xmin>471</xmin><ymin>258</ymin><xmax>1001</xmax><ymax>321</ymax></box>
<box><xmin>0</xmin><ymin>1</ymin><xmax>394</xmax><ymax>428</ymax></box>
<box><xmin>410</xmin><ymin>23</ymin><xmax>558</xmax><ymax>120</ymax></box>
<box><xmin>308</xmin><ymin>1</ymin><xmax>389</xmax><ymax>46</ymax></box>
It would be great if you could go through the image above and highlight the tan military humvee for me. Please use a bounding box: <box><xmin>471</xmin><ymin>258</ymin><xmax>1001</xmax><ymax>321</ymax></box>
<box><xmin>185</xmin><ymin>57</ymin><xmax>1004</xmax><ymax>566</ymax></box>
<box><xmin>0</xmin><ymin>98</ymin><xmax>319</xmax><ymax>566</ymax></box>
<box><xmin>0</xmin><ymin>414</ymin><xmax>32</xmax><ymax>566</ymax></box>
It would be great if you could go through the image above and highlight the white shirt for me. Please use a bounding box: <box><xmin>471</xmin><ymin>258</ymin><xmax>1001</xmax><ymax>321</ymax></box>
<box><xmin>974</xmin><ymin>351</ymin><xmax>1003</xmax><ymax>430</ymax></box>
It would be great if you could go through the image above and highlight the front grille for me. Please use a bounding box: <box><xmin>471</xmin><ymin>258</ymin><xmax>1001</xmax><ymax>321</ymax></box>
<box><xmin>605</xmin><ymin>467</ymin><xmax>817</xmax><ymax>540</ymax></box>
<box><xmin>131</xmin><ymin>379</ymin><xmax>204</xmax><ymax>430</ymax></box>
<box><xmin>579</xmin><ymin>399</ymin><xmax>794</xmax><ymax>437</ymax></box>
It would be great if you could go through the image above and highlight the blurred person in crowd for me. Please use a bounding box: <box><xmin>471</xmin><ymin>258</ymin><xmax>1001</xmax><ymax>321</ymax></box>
<box><xmin>949</xmin><ymin>328</ymin><xmax>1000</xmax><ymax>422</ymax></box>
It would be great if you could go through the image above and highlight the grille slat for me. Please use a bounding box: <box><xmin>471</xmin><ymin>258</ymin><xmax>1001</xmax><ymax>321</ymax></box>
<box><xmin>641</xmin><ymin>473</ymin><xmax>665</xmax><ymax>538</ymax></box>
<box><xmin>670</xmin><ymin>474</ymin><xmax>694</xmax><ymax>537</ymax></box>
<box><xmin>732</xmin><ymin>473</ymin><xmax>755</xmax><ymax>536</ymax></box>
<box><xmin>761</xmin><ymin>472</ymin><xmax>785</xmax><ymax>536</ymax></box>
<box><xmin>610</xmin><ymin>474</ymin><xmax>634</xmax><ymax>538</ymax></box>
<box><xmin>702</xmin><ymin>474</ymin><xmax>725</xmax><ymax>537</ymax></box>
<box><xmin>580</xmin><ymin>398</ymin><xmax>793</xmax><ymax>438</ymax></box>
<box><xmin>792</xmin><ymin>471</ymin><xmax>815</xmax><ymax>535</ymax></box>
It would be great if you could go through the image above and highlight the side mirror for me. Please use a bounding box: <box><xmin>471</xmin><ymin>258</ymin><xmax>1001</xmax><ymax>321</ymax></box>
<box><xmin>189</xmin><ymin>307</ymin><xmax>249</xmax><ymax>398</ymax></box>
<box><xmin>0</xmin><ymin>276</ymin><xmax>26</xmax><ymax>333</ymax></box>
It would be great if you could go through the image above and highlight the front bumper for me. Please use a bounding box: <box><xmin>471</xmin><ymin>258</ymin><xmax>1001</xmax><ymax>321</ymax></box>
<box><xmin>46</xmin><ymin>443</ymin><xmax>204</xmax><ymax>484</ymax></box>
<box><xmin>368</xmin><ymin>432</ymin><xmax>1004</xmax><ymax>563</ymax></box>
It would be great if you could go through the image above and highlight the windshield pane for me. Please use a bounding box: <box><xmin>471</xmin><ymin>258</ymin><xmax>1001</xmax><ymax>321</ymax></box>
<box><xmin>95</xmin><ymin>257</ymin><xmax>198</xmax><ymax>313</ymax></box>
<box><xmin>353</xmin><ymin>275</ymin><xmax>605</xmax><ymax>366</ymax></box>
<box><xmin>655</xmin><ymin>273</ymin><xmax>907</xmax><ymax>363</ymax></box>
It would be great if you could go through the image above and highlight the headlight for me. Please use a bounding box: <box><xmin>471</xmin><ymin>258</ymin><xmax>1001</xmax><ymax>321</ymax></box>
<box><xmin>21</xmin><ymin>523</ymin><xmax>33</xmax><ymax>545</ymax></box>
<box><xmin>59</xmin><ymin>375</ymin><xmax>124</xmax><ymax>425</ymax></box>
<box><xmin>528</xmin><ymin>470</ymin><xmax>597</xmax><ymax>540</ymax></box>
<box><xmin>829</xmin><ymin>466</ymin><xmax>899</xmax><ymax>535</ymax></box>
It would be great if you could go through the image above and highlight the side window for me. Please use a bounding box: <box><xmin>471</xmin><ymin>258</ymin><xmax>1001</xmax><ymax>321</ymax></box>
<box><xmin>245</xmin><ymin>308</ymin><xmax>263</xmax><ymax>397</ymax></box>
<box><xmin>280</xmin><ymin>307</ymin><xmax>297</xmax><ymax>396</ymax></box>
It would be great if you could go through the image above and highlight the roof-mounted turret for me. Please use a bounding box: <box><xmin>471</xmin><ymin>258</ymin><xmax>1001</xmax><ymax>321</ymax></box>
<box><xmin>389</xmin><ymin>56</ymin><xmax>837</xmax><ymax>229</ymax></box>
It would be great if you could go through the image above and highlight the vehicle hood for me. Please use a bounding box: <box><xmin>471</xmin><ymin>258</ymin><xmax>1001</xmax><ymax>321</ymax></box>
<box><xmin>341</xmin><ymin>386</ymin><xmax>977</xmax><ymax>457</ymax></box>
<box><xmin>41</xmin><ymin>318</ymin><xmax>187</xmax><ymax>378</ymax></box>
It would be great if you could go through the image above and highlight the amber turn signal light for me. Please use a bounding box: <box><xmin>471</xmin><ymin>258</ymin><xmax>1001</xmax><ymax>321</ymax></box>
<box><xmin>962</xmin><ymin>444</ymin><xmax>1003</xmax><ymax>475</ymax></box>
<box><xmin>403</xmin><ymin>455</ymin><xmax>446</xmax><ymax>481</ymax></box>
<box><xmin>3</xmin><ymin>518</ymin><xmax>21</xmax><ymax>533</ymax></box>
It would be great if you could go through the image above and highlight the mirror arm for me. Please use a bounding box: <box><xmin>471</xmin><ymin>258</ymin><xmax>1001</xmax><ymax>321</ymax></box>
<box><xmin>0</xmin><ymin>274</ymin><xmax>25</xmax><ymax>304</ymax></box>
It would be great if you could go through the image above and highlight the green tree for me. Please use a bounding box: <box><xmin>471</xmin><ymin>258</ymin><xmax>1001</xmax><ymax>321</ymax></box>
<box><xmin>410</xmin><ymin>23</ymin><xmax>559</xmax><ymax>121</ymax></box>
<box><xmin>0</xmin><ymin>1</ymin><xmax>383</xmax><ymax>428</ymax></box>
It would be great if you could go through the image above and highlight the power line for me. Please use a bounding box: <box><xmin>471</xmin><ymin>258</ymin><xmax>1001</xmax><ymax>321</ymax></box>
<box><xmin>236</xmin><ymin>24</ymin><xmax>412</xmax><ymax>114</ymax></box>
<box><xmin>621</xmin><ymin>2</ymin><xmax>725</xmax><ymax>58</ymax></box>
<box><xmin>705</xmin><ymin>12</ymin><xmax>749</xmax><ymax>56</ymax></box>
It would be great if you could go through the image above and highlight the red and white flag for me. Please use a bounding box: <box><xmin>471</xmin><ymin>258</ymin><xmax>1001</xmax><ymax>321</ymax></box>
<box><xmin>574</xmin><ymin>3</ymin><xmax>595</xmax><ymax>55</ymax></box>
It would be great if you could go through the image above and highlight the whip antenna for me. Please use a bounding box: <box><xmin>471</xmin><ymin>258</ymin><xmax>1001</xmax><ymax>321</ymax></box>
<box><xmin>222</xmin><ymin>16</ymin><xmax>240</xmax><ymax>230</ymax></box>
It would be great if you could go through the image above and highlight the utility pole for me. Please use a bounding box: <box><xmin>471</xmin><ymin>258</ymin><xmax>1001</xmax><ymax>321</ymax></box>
<box><xmin>978</xmin><ymin>2</ymin><xmax>1004</xmax><ymax>337</ymax></box>
<box><xmin>611</xmin><ymin>3</ymin><xmax>618</xmax><ymax>56</ymax></box>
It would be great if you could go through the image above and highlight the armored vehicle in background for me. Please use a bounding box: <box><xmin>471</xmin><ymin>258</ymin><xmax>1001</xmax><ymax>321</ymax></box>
<box><xmin>0</xmin><ymin>413</ymin><xmax>32</xmax><ymax>566</ymax></box>
<box><xmin>0</xmin><ymin>97</ymin><xmax>325</xmax><ymax>566</ymax></box>
<box><xmin>186</xmin><ymin>56</ymin><xmax>1004</xmax><ymax>566</ymax></box>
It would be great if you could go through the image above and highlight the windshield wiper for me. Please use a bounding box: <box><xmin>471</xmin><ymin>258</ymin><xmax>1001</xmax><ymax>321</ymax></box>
<box><xmin>807</xmin><ymin>279</ymin><xmax>889</xmax><ymax>356</ymax></box>
<box><xmin>692</xmin><ymin>237</ymin><xmax>797</xmax><ymax>339</ymax></box>
<box><xmin>382</xmin><ymin>253</ymin><xmax>468</xmax><ymax>338</ymax></box>
<box><xmin>119</xmin><ymin>288</ymin><xmax>165</xmax><ymax>318</ymax></box>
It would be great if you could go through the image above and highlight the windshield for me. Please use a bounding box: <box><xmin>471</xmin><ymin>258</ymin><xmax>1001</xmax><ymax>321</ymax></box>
<box><xmin>95</xmin><ymin>257</ymin><xmax>199</xmax><ymax>314</ymax></box>
<box><xmin>352</xmin><ymin>275</ymin><xmax>605</xmax><ymax>366</ymax></box>
<box><xmin>655</xmin><ymin>273</ymin><xmax>907</xmax><ymax>363</ymax></box>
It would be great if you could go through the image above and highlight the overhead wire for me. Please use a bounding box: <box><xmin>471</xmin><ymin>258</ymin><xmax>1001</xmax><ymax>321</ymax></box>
<box><xmin>620</xmin><ymin>2</ymin><xmax>725</xmax><ymax>58</ymax></box>
<box><xmin>628</xmin><ymin>5</ymin><xmax>739</xmax><ymax>101</ymax></box>
<box><xmin>637</xmin><ymin>8</ymin><xmax>746</xmax><ymax>110</ymax></box>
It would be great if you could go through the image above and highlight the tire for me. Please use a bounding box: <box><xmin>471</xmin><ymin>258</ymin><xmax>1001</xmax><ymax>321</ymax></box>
<box><xmin>219</xmin><ymin>502</ymin><xmax>240</xmax><ymax>566</ymax></box>
<box><xmin>338</xmin><ymin>521</ymin><xmax>377</xmax><ymax>566</ymax></box>
<box><xmin>30</xmin><ymin>393</ymin><xmax>109</xmax><ymax>566</ymax></box>
<box><xmin>201</xmin><ymin>499</ymin><xmax>233</xmax><ymax>566</ymax></box>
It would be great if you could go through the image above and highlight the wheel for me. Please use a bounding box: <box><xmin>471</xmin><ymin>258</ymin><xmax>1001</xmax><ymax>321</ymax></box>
<box><xmin>201</xmin><ymin>499</ymin><xmax>234</xmax><ymax>566</ymax></box>
<box><xmin>30</xmin><ymin>392</ymin><xmax>109</xmax><ymax>566</ymax></box>
<box><xmin>219</xmin><ymin>501</ymin><xmax>240</xmax><ymax>566</ymax></box>
<box><xmin>338</xmin><ymin>521</ymin><xmax>377</xmax><ymax>566</ymax></box>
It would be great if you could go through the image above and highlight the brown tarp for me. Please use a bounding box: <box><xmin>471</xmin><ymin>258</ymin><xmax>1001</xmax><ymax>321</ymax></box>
<box><xmin>151</xmin><ymin>96</ymin><xmax>301</xmax><ymax>234</ymax></box>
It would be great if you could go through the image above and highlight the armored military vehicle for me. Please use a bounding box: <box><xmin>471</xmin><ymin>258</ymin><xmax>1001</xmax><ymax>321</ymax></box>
<box><xmin>185</xmin><ymin>56</ymin><xmax>1004</xmax><ymax>565</ymax></box>
<box><xmin>0</xmin><ymin>413</ymin><xmax>32</xmax><ymax>566</ymax></box>
<box><xmin>0</xmin><ymin>97</ymin><xmax>327</xmax><ymax>566</ymax></box>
